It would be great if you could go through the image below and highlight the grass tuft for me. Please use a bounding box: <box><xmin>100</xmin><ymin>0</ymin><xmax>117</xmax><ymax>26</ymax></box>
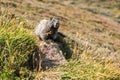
<box><xmin>0</xmin><ymin>10</ymin><xmax>37</xmax><ymax>79</ymax></box>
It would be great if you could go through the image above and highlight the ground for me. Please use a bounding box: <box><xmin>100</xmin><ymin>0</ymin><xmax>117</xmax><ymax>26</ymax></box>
<box><xmin>0</xmin><ymin>0</ymin><xmax>120</xmax><ymax>80</ymax></box>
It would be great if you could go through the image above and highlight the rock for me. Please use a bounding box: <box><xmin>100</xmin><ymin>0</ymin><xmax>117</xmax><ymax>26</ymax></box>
<box><xmin>39</xmin><ymin>41</ymin><xmax>67</xmax><ymax>70</ymax></box>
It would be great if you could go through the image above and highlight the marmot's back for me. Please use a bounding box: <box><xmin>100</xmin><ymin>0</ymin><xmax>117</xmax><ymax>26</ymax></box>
<box><xmin>35</xmin><ymin>19</ymin><xmax>49</xmax><ymax>36</ymax></box>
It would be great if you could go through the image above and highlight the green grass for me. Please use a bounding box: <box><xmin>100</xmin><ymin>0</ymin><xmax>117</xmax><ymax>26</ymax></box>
<box><xmin>61</xmin><ymin>56</ymin><xmax>120</xmax><ymax>80</ymax></box>
<box><xmin>0</xmin><ymin>10</ymin><xmax>37</xmax><ymax>80</ymax></box>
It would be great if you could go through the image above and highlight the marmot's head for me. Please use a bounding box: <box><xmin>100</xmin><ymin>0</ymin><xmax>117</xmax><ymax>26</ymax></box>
<box><xmin>49</xmin><ymin>18</ymin><xmax>59</xmax><ymax>29</ymax></box>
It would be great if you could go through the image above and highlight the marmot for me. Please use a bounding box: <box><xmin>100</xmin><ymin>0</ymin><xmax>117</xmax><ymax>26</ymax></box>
<box><xmin>35</xmin><ymin>18</ymin><xmax>59</xmax><ymax>41</ymax></box>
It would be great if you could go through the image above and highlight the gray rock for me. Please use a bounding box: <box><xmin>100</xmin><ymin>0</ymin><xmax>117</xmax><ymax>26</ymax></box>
<box><xmin>39</xmin><ymin>41</ymin><xmax>67</xmax><ymax>70</ymax></box>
